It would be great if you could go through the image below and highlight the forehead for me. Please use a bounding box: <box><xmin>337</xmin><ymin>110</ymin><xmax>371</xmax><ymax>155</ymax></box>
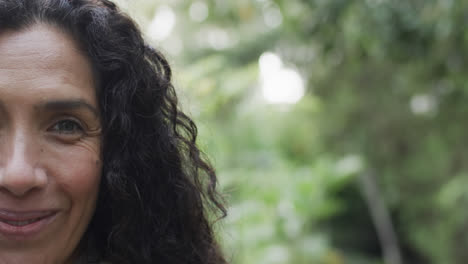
<box><xmin>0</xmin><ymin>24</ymin><xmax>96</xmax><ymax>103</ymax></box>
<box><xmin>0</xmin><ymin>24</ymin><xmax>87</xmax><ymax>69</ymax></box>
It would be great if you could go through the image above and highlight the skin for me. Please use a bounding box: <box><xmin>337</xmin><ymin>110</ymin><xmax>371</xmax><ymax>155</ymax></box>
<box><xmin>0</xmin><ymin>24</ymin><xmax>102</xmax><ymax>263</ymax></box>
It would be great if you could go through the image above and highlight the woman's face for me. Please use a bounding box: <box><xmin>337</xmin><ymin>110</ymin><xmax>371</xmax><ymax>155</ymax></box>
<box><xmin>0</xmin><ymin>24</ymin><xmax>102</xmax><ymax>263</ymax></box>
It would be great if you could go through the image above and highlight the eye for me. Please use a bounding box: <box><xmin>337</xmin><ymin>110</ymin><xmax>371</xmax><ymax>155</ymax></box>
<box><xmin>49</xmin><ymin>119</ymin><xmax>84</xmax><ymax>134</ymax></box>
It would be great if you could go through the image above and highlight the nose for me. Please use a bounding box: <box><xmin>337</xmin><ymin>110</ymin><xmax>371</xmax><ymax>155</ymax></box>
<box><xmin>0</xmin><ymin>133</ymin><xmax>48</xmax><ymax>196</ymax></box>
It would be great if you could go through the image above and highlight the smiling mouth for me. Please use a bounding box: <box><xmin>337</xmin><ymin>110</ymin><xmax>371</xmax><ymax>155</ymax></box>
<box><xmin>0</xmin><ymin>210</ymin><xmax>58</xmax><ymax>238</ymax></box>
<box><xmin>0</xmin><ymin>216</ymin><xmax>49</xmax><ymax>227</ymax></box>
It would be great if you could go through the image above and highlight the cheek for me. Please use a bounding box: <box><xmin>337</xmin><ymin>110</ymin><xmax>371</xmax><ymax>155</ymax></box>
<box><xmin>43</xmin><ymin>141</ymin><xmax>102</xmax><ymax>203</ymax></box>
<box><xmin>61</xmin><ymin>158</ymin><xmax>101</xmax><ymax>199</ymax></box>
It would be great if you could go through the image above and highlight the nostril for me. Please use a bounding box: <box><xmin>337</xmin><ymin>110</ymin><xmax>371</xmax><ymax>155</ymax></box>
<box><xmin>0</xmin><ymin>161</ymin><xmax>47</xmax><ymax>197</ymax></box>
<box><xmin>0</xmin><ymin>134</ymin><xmax>47</xmax><ymax>196</ymax></box>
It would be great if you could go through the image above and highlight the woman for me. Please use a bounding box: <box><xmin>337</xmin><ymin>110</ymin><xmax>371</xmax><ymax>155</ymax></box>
<box><xmin>0</xmin><ymin>0</ymin><xmax>227</xmax><ymax>263</ymax></box>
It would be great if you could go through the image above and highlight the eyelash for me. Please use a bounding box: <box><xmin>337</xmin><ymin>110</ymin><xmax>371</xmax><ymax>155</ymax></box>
<box><xmin>49</xmin><ymin>119</ymin><xmax>84</xmax><ymax>135</ymax></box>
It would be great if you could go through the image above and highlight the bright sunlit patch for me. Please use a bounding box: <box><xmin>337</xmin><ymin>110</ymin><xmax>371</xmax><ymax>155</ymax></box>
<box><xmin>259</xmin><ymin>52</ymin><xmax>282</xmax><ymax>75</ymax></box>
<box><xmin>259</xmin><ymin>52</ymin><xmax>305</xmax><ymax>104</ymax></box>
<box><xmin>148</xmin><ymin>5</ymin><xmax>176</xmax><ymax>41</ymax></box>
<box><xmin>335</xmin><ymin>154</ymin><xmax>364</xmax><ymax>175</ymax></box>
<box><xmin>190</xmin><ymin>1</ymin><xmax>209</xmax><ymax>22</ymax></box>
<box><xmin>410</xmin><ymin>94</ymin><xmax>437</xmax><ymax>115</ymax></box>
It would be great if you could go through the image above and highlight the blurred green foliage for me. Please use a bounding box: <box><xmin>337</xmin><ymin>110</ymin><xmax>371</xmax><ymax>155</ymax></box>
<box><xmin>119</xmin><ymin>0</ymin><xmax>468</xmax><ymax>263</ymax></box>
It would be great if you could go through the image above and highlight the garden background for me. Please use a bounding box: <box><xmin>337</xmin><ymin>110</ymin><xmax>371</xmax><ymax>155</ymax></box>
<box><xmin>117</xmin><ymin>0</ymin><xmax>468</xmax><ymax>263</ymax></box>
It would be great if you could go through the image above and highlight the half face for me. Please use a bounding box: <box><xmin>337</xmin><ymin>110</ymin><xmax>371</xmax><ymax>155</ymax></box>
<box><xmin>0</xmin><ymin>24</ymin><xmax>102</xmax><ymax>263</ymax></box>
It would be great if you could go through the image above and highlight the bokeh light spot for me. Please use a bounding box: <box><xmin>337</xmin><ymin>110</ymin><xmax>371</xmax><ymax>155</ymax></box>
<box><xmin>148</xmin><ymin>5</ymin><xmax>176</xmax><ymax>41</ymax></box>
<box><xmin>259</xmin><ymin>52</ymin><xmax>305</xmax><ymax>104</ymax></box>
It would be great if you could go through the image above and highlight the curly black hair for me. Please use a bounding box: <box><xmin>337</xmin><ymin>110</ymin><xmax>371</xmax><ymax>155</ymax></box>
<box><xmin>0</xmin><ymin>0</ymin><xmax>228</xmax><ymax>263</ymax></box>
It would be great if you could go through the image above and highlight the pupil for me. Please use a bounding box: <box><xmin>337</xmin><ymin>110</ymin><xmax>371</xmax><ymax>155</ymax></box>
<box><xmin>60</xmin><ymin>121</ymin><xmax>76</xmax><ymax>131</ymax></box>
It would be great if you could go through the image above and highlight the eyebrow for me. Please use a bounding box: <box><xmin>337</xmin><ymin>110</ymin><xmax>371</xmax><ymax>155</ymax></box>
<box><xmin>39</xmin><ymin>99</ymin><xmax>99</xmax><ymax>118</ymax></box>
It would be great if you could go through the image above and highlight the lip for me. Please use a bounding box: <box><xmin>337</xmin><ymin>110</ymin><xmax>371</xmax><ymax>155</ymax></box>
<box><xmin>0</xmin><ymin>209</ymin><xmax>58</xmax><ymax>240</ymax></box>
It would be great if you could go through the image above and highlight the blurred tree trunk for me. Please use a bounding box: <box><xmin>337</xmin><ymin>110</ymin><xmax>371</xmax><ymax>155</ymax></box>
<box><xmin>359</xmin><ymin>171</ymin><xmax>403</xmax><ymax>264</ymax></box>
